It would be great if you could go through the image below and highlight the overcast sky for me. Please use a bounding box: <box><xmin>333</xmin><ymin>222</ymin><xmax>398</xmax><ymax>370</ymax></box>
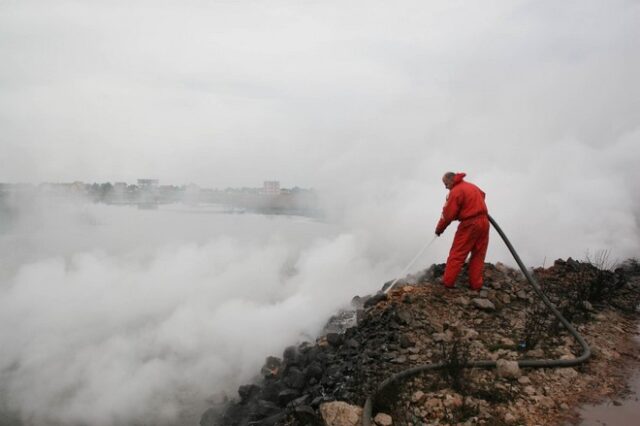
<box><xmin>1</xmin><ymin>0</ymin><xmax>637</xmax><ymax>189</ymax></box>
<box><xmin>1</xmin><ymin>0</ymin><xmax>639</xmax><ymax>262</ymax></box>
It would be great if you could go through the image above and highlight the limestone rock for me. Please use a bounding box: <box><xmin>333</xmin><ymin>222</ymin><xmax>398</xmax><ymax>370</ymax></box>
<box><xmin>464</xmin><ymin>327</ymin><xmax>479</xmax><ymax>340</ymax></box>
<box><xmin>373</xmin><ymin>412</ymin><xmax>393</xmax><ymax>426</ymax></box>
<box><xmin>495</xmin><ymin>262</ymin><xmax>510</xmax><ymax>275</ymax></box>
<box><xmin>443</xmin><ymin>393</ymin><xmax>463</xmax><ymax>409</ymax></box>
<box><xmin>472</xmin><ymin>298</ymin><xmax>496</xmax><ymax>311</ymax></box>
<box><xmin>424</xmin><ymin>397</ymin><xmax>443</xmax><ymax>413</ymax></box>
<box><xmin>556</xmin><ymin>368</ymin><xmax>578</xmax><ymax>380</ymax></box>
<box><xmin>525</xmin><ymin>348</ymin><xmax>545</xmax><ymax>358</ymax></box>
<box><xmin>496</xmin><ymin>359</ymin><xmax>521</xmax><ymax>379</ymax></box>
<box><xmin>500</xmin><ymin>337</ymin><xmax>515</xmax><ymax>346</ymax></box>
<box><xmin>518</xmin><ymin>376</ymin><xmax>531</xmax><ymax>385</ymax></box>
<box><xmin>504</xmin><ymin>412</ymin><xmax>517</xmax><ymax>424</ymax></box>
<box><xmin>455</xmin><ymin>296</ymin><xmax>471</xmax><ymax>306</ymax></box>
<box><xmin>319</xmin><ymin>401</ymin><xmax>362</xmax><ymax>426</ymax></box>
<box><xmin>411</xmin><ymin>391</ymin><xmax>425</xmax><ymax>403</ymax></box>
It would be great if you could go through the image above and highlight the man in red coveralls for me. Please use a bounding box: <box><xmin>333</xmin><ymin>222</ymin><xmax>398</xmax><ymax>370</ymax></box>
<box><xmin>435</xmin><ymin>172</ymin><xmax>490</xmax><ymax>290</ymax></box>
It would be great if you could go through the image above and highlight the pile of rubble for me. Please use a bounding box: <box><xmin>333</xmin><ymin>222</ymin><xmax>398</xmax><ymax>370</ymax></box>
<box><xmin>200</xmin><ymin>259</ymin><xmax>640</xmax><ymax>426</ymax></box>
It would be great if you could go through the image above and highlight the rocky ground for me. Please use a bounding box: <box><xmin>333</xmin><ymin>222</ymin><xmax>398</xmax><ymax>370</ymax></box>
<box><xmin>200</xmin><ymin>258</ymin><xmax>640</xmax><ymax>426</ymax></box>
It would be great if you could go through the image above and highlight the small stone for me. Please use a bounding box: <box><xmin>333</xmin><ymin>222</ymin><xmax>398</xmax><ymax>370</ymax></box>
<box><xmin>401</xmin><ymin>293</ymin><xmax>414</xmax><ymax>304</ymax></box>
<box><xmin>411</xmin><ymin>391</ymin><xmax>425</xmax><ymax>403</ymax></box>
<box><xmin>238</xmin><ymin>384</ymin><xmax>260</xmax><ymax>402</ymax></box>
<box><xmin>432</xmin><ymin>331</ymin><xmax>452</xmax><ymax>343</ymax></box>
<box><xmin>539</xmin><ymin>396</ymin><xmax>555</xmax><ymax>408</ymax></box>
<box><xmin>496</xmin><ymin>359</ymin><xmax>521</xmax><ymax>379</ymax></box>
<box><xmin>472</xmin><ymin>298</ymin><xmax>496</xmax><ymax>311</ymax></box>
<box><xmin>326</xmin><ymin>333</ymin><xmax>343</xmax><ymax>347</ymax></box>
<box><xmin>283</xmin><ymin>346</ymin><xmax>302</xmax><ymax>365</ymax></box>
<box><xmin>346</xmin><ymin>338</ymin><xmax>360</xmax><ymax>349</ymax></box>
<box><xmin>524</xmin><ymin>385</ymin><xmax>536</xmax><ymax>395</ymax></box>
<box><xmin>518</xmin><ymin>376</ymin><xmax>531</xmax><ymax>385</ymax></box>
<box><xmin>455</xmin><ymin>296</ymin><xmax>471</xmax><ymax>306</ymax></box>
<box><xmin>495</xmin><ymin>262</ymin><xmax>510</xmax><ymax>275</ymax></box>
<box><xmin>364</xmin><ymin>292</ymin><xmax>388</xmax><ymax>307</ymax></box>
<box><xmin>284</xmin><ymin>367</ymin><xmax>307</xmax><ymax>390</ymax></box>
<box><xmin>294</xmin><ymin>405</ymin><xmax>318</xmax><ymax>423</ymax></box>
<box><xmin>399</xmin><ymin>334</ymin><xmax>414</xmax><ymax>349</ymax></box>
<box><xmin>278</xmin><ymin>388</ymin><xmax>300</xmax><ymax>405</ymax></box>
<box><xmin>394</xmin><ymin>308</ymin><xmax>413</xmax><ymax>325</ymax></box>
<box><xmin>556</xmin><ymin>368</ymin><xmax>578</xmax><ymax>380</ymax></box>
<box><xmin>374</xmin><ymin>412</ymin><xmax>393</xmax><ymax>426</ymax></box>
<box><xmin>504</xmin><ymin>412</ymin><xmax>517</xmax><ymax>424</ymax></box>
<box><xmin>305</xmin><ymin>362</ymin><xmax>324</xmax><ymax>380</ymax></box>
<box><xmin>255</xmin><ymin>399</ymin><xmax>281</xmax><ymax>417</ymax></box>
<box><xmin>424</xmin><ymin>398</ymin><xmax>443</xmax><ymax>412</ymax></box>
<box><xmin>526</xmin><ymin>348</ymin><xmax>545</xmax><ymax>358</ymax></box>
<box><xmin>500</xmin><ymin>337</ymin><xmax>515</xmax><ymax>346</ymax></box>
<box><xmin>464</xmin><ymin>328</ymin><xmax>479</xmax><ymax>340</ymax></box>
<box><xmin>443</xmin><ymin>393</ymin><xmax>463</xmax><ymax>409</ymax></box>
<box><xmin>392</xmin><ymin>355</ymin><xmax>407</xmax><ymax>364</ymax></box>
<box><xmin>319</xmin><ymin>401</ymin><xmax>362</xmax><ymax>426</ymax></box>
<box><xmin>260</xmin><ymin>356</ymin><xmax>282</xmax><ymax>377</ymax></box>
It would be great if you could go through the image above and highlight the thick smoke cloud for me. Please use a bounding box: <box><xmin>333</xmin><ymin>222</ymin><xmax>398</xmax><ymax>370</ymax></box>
<box><xmin>0</xmin><ymin>201</ymin><xmax>385</xmax><ymax>425</ymax></box>
<box><xmin>1</xmin><ymin>0</ymin><xmax>639</xmax><ymax>424</ymax></box>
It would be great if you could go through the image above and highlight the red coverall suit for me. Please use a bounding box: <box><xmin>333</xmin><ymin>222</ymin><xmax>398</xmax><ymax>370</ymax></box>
<box><xmin>435</xmin><ymin>173</ymin><xmax>489</xmax><ymax>290</ymax></box>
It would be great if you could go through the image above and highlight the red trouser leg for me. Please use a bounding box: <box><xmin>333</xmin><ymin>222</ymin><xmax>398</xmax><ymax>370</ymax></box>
<box><xmin>468</xmin><ymin>217</ymin><xmax>490</xmax><ymax>290</ymax></box>
<box><xmin>442</xmin><ymin>221</ymin><xmax>476</xmax><ymax>287</ymax></box>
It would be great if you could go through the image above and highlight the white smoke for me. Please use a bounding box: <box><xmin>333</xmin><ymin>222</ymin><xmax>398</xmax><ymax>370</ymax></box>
<box><xmin>0</xmin><ymin>201</ymin><xmax>387</xmax><ymax>425</ymax></box>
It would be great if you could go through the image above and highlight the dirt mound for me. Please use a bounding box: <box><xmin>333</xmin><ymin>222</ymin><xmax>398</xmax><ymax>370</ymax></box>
<box><xmin>201</xmin><ymin>259</ymin><xmax>640</xmax><ymax>426</ymax></box>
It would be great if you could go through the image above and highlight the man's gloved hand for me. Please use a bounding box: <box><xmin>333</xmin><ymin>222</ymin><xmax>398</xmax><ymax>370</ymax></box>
<box><xmin>435</xmin><ymin>230</ymin><xmax>442</xmax><ymax>237</ymax></box>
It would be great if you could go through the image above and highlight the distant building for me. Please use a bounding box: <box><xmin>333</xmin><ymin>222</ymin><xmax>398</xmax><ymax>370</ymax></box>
<box><xmin>137</xmin><ymin>179</ymin><xmax>159</xmax><ymax>207</ymax></box>
<box><xmin>263</xmin><ymin>181</ymin><xmax>280</xmax><ymax>195</ymax></box>
<box><xmin>137</xmin><ymin>179</ymin><xmax>159</xmax><ymax>189</ymax></box>
<box><xmin>183</xmin><ymin>183</ymin><xmax>201</xmax><ymax>205</ymax></box>
<box><xmin>111</xmin><ymin>182</ymin><xmax>128</xmax><ymax>203</ymax></box>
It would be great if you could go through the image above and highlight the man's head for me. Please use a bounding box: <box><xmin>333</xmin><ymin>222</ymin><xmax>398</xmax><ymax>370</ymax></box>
<box><xmin>442</xmin><ymin>172</ymin><xmax>456</xmax><ymax>189</ymax></box>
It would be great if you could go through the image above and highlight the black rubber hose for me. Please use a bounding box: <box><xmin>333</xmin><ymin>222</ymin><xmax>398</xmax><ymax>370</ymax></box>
<box><xmin>362</xmin><ymin>214</ymin><xmax>591</xmax><ymax>425</ymax></box>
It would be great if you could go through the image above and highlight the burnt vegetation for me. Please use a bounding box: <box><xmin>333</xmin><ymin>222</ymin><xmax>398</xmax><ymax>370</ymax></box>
<box><xmin>436</xmin><ymin>332</ymin><xmax>472</xmax><ymax>394</ymax></box>
<box><xmin>535</xmin><ymin>253</ymin><xmax>639</xmax><ymax>324</ymax></box>
<box><xmin>518</xmin><ymin>254</ymin><xmax>640</xmax><ymax>350</ymax></box>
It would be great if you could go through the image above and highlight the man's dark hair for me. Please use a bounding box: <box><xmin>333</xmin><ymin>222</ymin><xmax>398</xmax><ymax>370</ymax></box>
<box><xmin>444</xmin><ymin>172</ymin><xmax>455</xmax><ymax>180</ymax></box>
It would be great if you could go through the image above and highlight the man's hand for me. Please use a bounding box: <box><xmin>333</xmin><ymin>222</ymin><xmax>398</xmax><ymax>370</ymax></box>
<box><xmin>435</xmin><ymin>230</ymin><xmax>442</xmax><ymax>237</ymax></box>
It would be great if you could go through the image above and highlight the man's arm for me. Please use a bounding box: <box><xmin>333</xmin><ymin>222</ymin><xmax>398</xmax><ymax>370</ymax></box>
<box><xmin>435</xmin><ymin>191</ymin><xmax>461</xmax><ymax>235</ymax></box>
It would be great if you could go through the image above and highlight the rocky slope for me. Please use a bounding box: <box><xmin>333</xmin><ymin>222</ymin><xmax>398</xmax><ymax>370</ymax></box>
<box><xmin>200</xmin><ymin>259</ymin><xmax>640</xmax><ymax>426</ymax></box>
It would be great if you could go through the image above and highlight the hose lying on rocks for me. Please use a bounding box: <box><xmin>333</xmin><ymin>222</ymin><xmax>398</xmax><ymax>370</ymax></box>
<box><xmin>362</xmin><ymin>214</ymin><xmax>592</xmax><ymax>425</ymax></box>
